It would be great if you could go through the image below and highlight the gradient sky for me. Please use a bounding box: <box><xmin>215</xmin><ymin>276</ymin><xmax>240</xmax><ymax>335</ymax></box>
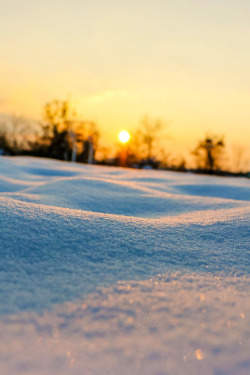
<box><xmin>1</xmin><ymin>0</ymin><xmax>250</xmax><ymax>159</ymax></box>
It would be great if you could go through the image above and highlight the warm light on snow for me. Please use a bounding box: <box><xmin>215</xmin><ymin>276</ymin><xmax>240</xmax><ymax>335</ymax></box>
<box><xmin>118</xmin><ymin>130</ymin><xmax>130</xmax><ymax>143</ymax></box>
<box><xmin>195</xmin><ymin>349</ymin><xmax>204</xmax><ymax>360</ymax></box>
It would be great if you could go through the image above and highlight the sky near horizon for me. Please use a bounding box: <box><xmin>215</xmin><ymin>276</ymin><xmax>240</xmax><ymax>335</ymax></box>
<box><xmin>0</xmin><ymin>0</ymin><xmax>250</xmax><ymax>157</ymax></box>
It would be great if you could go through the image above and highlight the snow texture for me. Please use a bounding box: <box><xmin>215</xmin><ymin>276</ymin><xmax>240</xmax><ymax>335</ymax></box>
<box><xmin>0</xmin><ymin>156</ymin><xmax>249</xmax><ymax>374</ymax></box>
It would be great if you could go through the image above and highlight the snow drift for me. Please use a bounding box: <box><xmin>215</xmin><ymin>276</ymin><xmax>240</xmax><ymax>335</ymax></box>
<box><xmin>0</xmin><ymin>156</ymin><xmax>249</xmax><ymax>374</ymax></box>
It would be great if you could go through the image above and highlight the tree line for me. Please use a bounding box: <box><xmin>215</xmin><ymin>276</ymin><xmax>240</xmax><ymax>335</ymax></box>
<box><xmin>0</xmin><ymin>99</ymin><xmax>248</xmax><ymax>176</ymax></box>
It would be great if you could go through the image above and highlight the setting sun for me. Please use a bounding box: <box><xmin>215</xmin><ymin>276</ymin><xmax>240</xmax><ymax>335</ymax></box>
<box><xmin>118</xmin><ymin>130</ymin><xmax>130</xmax><ymax>143</ymax></box>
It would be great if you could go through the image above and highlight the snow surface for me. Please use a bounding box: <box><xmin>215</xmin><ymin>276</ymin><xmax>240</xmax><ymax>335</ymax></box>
<box><xmin>0</xmin><ymin>156</ymin><xmax>249</xmax><ymax>375</ymax></box>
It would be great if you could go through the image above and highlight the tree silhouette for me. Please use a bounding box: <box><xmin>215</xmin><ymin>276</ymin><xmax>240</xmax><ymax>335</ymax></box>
<box><xmin>137</xmin><ymin>115</ymin><xmax>164</xmax><ymax>159</ymax></box>
<box><xmin>76</xmin><ymin>121</ymin><xmax>100</xmax><ymax>163</ymax></box>
<box><xmin>231</xmin><ymin>144</ymin><xmax>249</xmax><ymax>173</ymax></box>
<box><xmin>41</xmin><ymin>100</ymin><xmax>75</xmax><ymax>160</ymax></box>
<box><xmin>0</xmin><ymin>115</ymin><xmax>32</xmax><ymax>155</ymax></box>
<box><xmin>34</xmin><ymin>99</ymin><xmax>100</xmax><ymax>162</ymax></box>
<box><xmin>128</xmin><ymin>115</ymin><xmax>166</xmax><ymax>166</ymax></box>
<box><xmin>192</xmin><ymin>135</ymin><xmax>225</xmax><ymax>171</ymax></box>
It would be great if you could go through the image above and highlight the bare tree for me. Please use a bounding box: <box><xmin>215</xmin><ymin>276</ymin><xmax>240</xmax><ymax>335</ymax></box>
<box><xmin>0</xmin><ymin>124</ymin><xmax>10</xmax><ymax>155</ymax></box>
<box><xmin>76</xmin><ymin>121</ymin><xmax>100</xmax><ymax>163</ymax></box>
<box><xmin>192</xmin><ymin>135</ymin><xmax>225</xmax><ymax>171</ymax></box>
<box><xmin>38</xmin><ymin>99</ymin><xmax>100</xmax><ymax>162</ymax></box>
<box><xmin>129</xmin><ymin>115</ymin><xmax>167</xmax><ymax>165</ymax></box>
<box><xmin>230</xmin><ymin>144</ymin><xmax>249</xmax><ymax>173</ymax></box>
<box><xmin>40</xmin><ymin>100</ymin><xmax>74</xmax><ymax>160</ymax></box>
<box><xmin>0</xmin><ymin>114</ymin><xmax>32</xmax><ymax>154</ymax></box>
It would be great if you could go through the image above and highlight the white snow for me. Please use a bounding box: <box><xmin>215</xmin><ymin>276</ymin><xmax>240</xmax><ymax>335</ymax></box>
<box><xmin>0</xmin><ymin>156</ymin><xmax>249</xmax><ymax>375</ymax></box>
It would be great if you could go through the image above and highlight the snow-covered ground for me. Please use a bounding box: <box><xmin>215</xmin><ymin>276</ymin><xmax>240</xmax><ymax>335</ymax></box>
<box><xmin>0</xmin><ymin>156</ymin><xmax>249</xmax><ymax>375</ymax></box>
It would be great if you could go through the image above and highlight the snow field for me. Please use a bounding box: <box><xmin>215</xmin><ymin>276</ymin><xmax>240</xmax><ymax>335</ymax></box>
<box><xmin>0</xmin><ymin>156</ymin><xmax>249</xmax><ymax>374</ymax></box>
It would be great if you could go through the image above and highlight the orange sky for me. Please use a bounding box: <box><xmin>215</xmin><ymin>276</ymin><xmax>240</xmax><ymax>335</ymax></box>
<box><xmin>0</xmin><ymin>0</ymin><xmax>249</xmax><ymax>167</ymax></box>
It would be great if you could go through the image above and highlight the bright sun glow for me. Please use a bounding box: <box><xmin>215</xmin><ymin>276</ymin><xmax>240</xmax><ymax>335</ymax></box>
<box><xmin>118</xmin><ymin>130</ymin><xmax>130</xmax><ymax>143</ymax></box>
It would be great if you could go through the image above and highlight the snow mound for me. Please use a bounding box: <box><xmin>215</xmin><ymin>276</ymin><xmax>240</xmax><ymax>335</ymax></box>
<box><xmin>0</xmin><ymin>156</ymin><xmax>249</xmax><ymax>374</ymax></box>
<box><xmin>0</xmin><ymin>156</ymin><xmax>249</xmax><ymax>217</ymax></box>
